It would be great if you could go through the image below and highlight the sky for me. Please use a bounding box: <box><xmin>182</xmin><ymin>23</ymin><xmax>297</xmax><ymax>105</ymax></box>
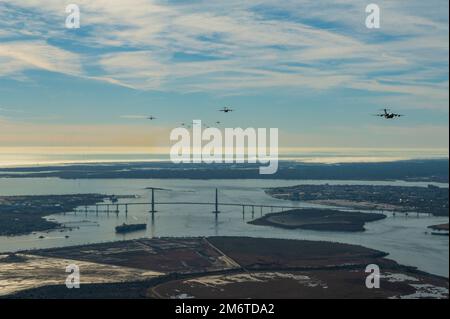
<box><xmin>0</xmin><ymin>0</ymin><xmax>448</xmax><ymax>153</ymax></box>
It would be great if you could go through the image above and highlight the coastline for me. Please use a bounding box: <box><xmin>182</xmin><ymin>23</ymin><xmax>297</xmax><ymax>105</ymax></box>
<box><xmin>0</xmin><ymin>194</ymin><xmax>109</xmax><ymax>236</ymax></box>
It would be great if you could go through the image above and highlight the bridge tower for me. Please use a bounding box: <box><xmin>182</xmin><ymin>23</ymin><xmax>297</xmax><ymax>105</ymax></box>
<box><xmin>212</xmin><ymin>188</ymin><xmax>220</xmax><ymax>215</ymax></box>
<box><xmin>149</xmin><ymin>188</ymin><xmax>157</xmax><ymax>214</ymax></box>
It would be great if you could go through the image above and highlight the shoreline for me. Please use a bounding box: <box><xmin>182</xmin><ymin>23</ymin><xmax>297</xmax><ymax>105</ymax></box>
<box><xmin>0</xmin><ymin>194</ymin><xmax>109</xmax><ymax>236</ymax></box>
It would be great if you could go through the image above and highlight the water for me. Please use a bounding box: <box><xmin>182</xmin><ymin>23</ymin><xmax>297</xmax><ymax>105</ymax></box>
<box><xmin>0</xmin><ymin>178</ymin><xmax>448</xmax><ymax>277</ymax></box>
<box><xmin>0</xmin><ymin>147</ymin><xmax>448</xmax><ymax>167</ymax></box>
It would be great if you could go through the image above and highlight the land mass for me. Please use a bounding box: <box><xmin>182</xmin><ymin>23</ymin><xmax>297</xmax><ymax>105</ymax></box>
<box><xmin>266</xmin><ymin>184</ymin><xmax>449</xmax><ymax>216</ymax></box>
<box><xmin>429</xmin><ymin>223</ymin><xmax>449</xmax><ymax>231</ymax></box>
<box><xmin>428</xmin><ymin>223</ymin><xmax>449</xmax><ymax>236</ymax></box>
<box><xmin>0</xmin><ymin>159</ymin><xmax>448</xmax><ymax>182</ymax></box>
<box><xmin>0</xmin><ymin>194</ymin><xmax>108</xmax><ymax>236</ymax></box>
<box><xmin>249</xmin><ymin>209</ymin><xmax>386</xmax><ymax>232</ymax></box>
<box><xmin>1</xmin><ymin>237</ymin><xmax>447</xmax><ymax>299</ymax></box>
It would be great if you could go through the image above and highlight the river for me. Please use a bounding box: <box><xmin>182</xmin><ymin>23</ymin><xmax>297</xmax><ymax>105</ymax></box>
<box><xmin>0</xmin><ymin>177</ymin><xmax>448</xmax><ymax>277</ymax></box>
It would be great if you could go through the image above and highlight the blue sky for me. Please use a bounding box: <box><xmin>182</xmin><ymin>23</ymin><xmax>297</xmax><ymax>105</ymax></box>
<box><xmin>0</xmin><ymin>0</ymin><xmax>448</xmax><ymax>150</ymax></box>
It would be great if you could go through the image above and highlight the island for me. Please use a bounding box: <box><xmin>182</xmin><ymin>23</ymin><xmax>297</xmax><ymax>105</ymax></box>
<box><xmin>248</xmin><ymin>209</ymin><xmax>386</xmax><ymax>232</ymax></box>
<box><xmin>429</xmin><ymin>223</ymin><xmax>449</xmax><ymax>231</ymax></box>
<box><xmin>428</xmin><ymin>223</ymin><xmax>449</xmax><ymax>236</ymax></box>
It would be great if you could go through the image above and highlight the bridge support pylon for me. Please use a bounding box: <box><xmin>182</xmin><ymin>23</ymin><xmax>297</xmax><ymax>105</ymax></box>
<box><xmin>212</xmin><ymin>188</ymin><xmax>220</xmax><ymax>215</ymax></box>
<box><xmin>149</xmin><ymin>188</ymin><xmax>157</xmax><ymax>214</ymax></box>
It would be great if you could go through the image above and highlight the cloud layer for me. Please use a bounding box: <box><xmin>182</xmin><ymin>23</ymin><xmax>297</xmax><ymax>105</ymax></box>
<box><xmin>0</xmin><ymin>0</ymin><xmax>448</xmax><ymax>110</ymax></box>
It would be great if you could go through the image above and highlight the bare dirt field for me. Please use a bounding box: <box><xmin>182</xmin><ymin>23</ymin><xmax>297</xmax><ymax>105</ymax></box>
<box><xmin>151</xmin><ymin>269</ymin><xmax>448</xmax><ymax>299</ymax></box>
<box><xmin>29</xmin><ymin>238</ymin><xmax>238</xmax><ymax>273</ymax></box>
<box><xmin>0</xmin><ymin>253</ymin><xmax>162</xmax><ymax>297</ymax></box>
<box><xmin>207</xmin><ymin>236</ymin><xmax>389</xmax><ymax>269</ymax></box>
<box><xmin>1</xmin><ymin>237</ymin><xmax>448</xmax><ymax>299</ymax></box>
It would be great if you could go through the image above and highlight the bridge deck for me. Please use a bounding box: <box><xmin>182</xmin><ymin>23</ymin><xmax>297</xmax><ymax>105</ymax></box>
<box><xmin>93</xmin><ymin>202</ymin><xmax>301</xmax><ymax>209</ymax></box>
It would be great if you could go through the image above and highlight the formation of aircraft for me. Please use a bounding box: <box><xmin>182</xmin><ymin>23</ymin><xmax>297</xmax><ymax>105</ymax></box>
<box><xmin>135</xmin><ymin>106</ymin><xmax>235</xmax><ymax>128</ymax></box>
<box><xmin>124</xmin><ymin>106</ymin><xmax>406</xmax><ymax>125</ymax></box>
<box><xmin>374</xmin><ymin>108</ymin><xmax>404</xmax><ymax>119</ymax></box>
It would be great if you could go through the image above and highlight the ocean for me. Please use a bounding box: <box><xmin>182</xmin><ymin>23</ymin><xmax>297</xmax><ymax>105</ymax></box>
<box><xmin>0</xmin><ymin>147</ymin><xmax>448</xmax><ymax>167</ymax></box>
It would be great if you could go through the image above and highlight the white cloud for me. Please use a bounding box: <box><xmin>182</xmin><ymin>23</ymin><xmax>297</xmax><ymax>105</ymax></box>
<box><xmin>0</xmin><ymin>41</ymin><xmax>82</xmax><ymax>77</ymax></box>
<box><xmin>0</xmin><ymin>0</ymin><xmax>448</xmax><ymax>109</ymax></box>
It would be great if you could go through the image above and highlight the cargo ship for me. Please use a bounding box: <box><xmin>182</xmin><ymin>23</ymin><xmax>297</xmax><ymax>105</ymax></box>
<box><xmin>115</xmin><ymin>223</ymin><xmax>147</xmax><ymax>234</ymax></box>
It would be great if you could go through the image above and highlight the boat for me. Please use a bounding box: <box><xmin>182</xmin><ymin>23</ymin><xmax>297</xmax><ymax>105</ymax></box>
<box><xmin>115</xmin><ymin>223</ymin><xmax>147</xmax><ymax>234</ymax></box>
